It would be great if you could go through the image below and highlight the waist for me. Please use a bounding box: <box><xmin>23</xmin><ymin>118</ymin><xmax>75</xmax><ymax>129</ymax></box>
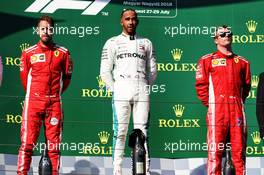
<box><xmin>114</xmin><ymin>74</ymin><xmax>148</xmax><ymax>82</ymax></box>
<box><xmin>216</xmin><ymin>94</ymin><xmax>242</xmax><ymax>99</ymax></box>
<box><xmin>26</xmin><ymin>92</ymin><xmax>61</xmax><ymax>99</ymax></box>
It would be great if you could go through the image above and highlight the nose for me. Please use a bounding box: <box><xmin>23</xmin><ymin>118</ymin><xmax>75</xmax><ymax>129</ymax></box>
<box><xmin>43</xmin><ymin>28</ymin><xmax>48</xmax><ymax>34</ymax></box>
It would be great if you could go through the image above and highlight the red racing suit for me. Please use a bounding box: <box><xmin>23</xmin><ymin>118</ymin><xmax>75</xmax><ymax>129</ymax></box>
<box><xmin>195</xmin><ymin>51</ymin><xmax>251</xmax><ymax>175</ymax></box>
<box><xmin>17</xmin><ymin>42</ymin><xmax>73</xmax><ymax>175</ymax></box>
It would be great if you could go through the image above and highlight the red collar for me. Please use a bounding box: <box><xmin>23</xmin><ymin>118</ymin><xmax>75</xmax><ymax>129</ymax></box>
<box><xmin>215</xmin><ymin>50</ymin><xmax>235</xmax><ymax>58</ymax></box>
<box><xmin>37</xmin><ymin>41</ymin><xmax>55</xmax><ymax>50</ymax></box>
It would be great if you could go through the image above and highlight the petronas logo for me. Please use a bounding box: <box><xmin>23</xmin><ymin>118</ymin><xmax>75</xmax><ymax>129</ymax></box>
<box><xmin>171</xmin><ymin>48</ymin><xmax>183</xmax><ymax>61</ymax></box>
<box><xmin>172</xmin><ymin>104</ymin><xmax>185</xmax><ymax>117</ymax></box>
<box><xmin>246</xmin><ymin>20</ymin><xmax>258</xmax><ymax>33</ymax></box>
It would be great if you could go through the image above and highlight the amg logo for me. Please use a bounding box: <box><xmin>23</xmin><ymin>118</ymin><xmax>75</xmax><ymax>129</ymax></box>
<box><xmin>25</xmin><ymin>0</ymin><xmax>111</xmax><ymax>15</ymax></box>
<box><xmin>117</xmin><ymin>53</ymin><xmax>146</xmax><ymax>60</ymax></box>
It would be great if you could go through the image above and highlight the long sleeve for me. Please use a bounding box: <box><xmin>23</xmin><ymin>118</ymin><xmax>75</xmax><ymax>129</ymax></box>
<box><xmin>20</xmin><ymin>51</ymin><xmax>30</xmax><ymax>92</ymax></box>
<box><xmin>242</xmin><ymin>61</ymin><xmax>251</xmax><ymax>102</ymax></box>
<box><xmin>195</xmin><ymin>57</ymin><xmax>210</xmax><ymax>107</ymax></box>
<box><xmin>100</xmin><ymin>39</ymin><xmax>115</xmax><ymax>91</ymax></box>
<box><xmin>147</xmin><ymin>39</ymin><xmax>157</xmax><ymax>85</ymax></box>
<box><xmin>256</xmin><ymin>72</ymin><xmax>264</xmax><ymax>138</ymax></box>
<box><xmin>62</xmin><ymin>51</ymin><xmax>73</xmax><ymax>93</ymax></box>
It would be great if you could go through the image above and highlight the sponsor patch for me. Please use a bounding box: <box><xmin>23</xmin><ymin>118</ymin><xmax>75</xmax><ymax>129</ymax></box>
<box><xmin>211</xmin><ymin>58</ymin><xmax>226</xmax><ymax>67</ymax></box>
<box><xmin>30</xmin><ymin>54</ymin><xmax>46</xmax><ymax>64</ymax></box>
<box><xmin>195</xmin><ymin>64</ymin><xmax>203</xmax><ymax>79</ymax></box>
<box><xmin>237</xmin><ymin>117</ymin><xmax>242</xmax><ymax>127</ymax></box>
<box><xmin>50</xmin><ymin>117</ymin><xmax>59</xmax><ymax>126</ymax></box>
<box><xmin>139</xmin><ymin>45</ymin><xmax>145</xmax><ymax>51</ymax></box>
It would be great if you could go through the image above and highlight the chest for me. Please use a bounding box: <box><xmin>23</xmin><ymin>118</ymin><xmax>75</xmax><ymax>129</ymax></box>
<box><xmin>29</xmin><ymin>50</ymin><xmax>64</xmax><ymax>71</ymax></box>
<box><xmin>115</xmin><ymin>40</ymin><xmax>148</xmax><ymax>61</ymax></box>
<box><xmin>210</xmin><ymin>57</ymin><xmax>243</xmax><ymax>75</ymax></box>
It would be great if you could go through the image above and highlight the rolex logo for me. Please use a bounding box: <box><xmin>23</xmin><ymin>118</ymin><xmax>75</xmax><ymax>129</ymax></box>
<box><xmin>96</xmin><ymin>76</ymin><xmax>106</xmax><ymax>89</ymax></box>
<box><xmin>20</xmin><ymin>101</ymin><xmax>24</xmax><ymax>110</ymax></box>
<box><xmin>251</xmin><ymin>131</ymin><xmax>261</xmax><ymax>144</ymax></box>
<box><xmin>246</xmin><ymin>20</ymin><xmax>258</xmax><ymax>33</ymax></box>
<box><xmin>251</xmin><ymin>75</ymin><xmax>259</xmax><ymax>88</ymax></box>
<box><xmin>20</xmin><ymin>43</ymin><xmax>30</xmax><ymax>52</ymax></box>
<box><xmin>172</xmin><ymin>104</ymin><xmax>185</xmax><ymax>117</ymax></box>
<box><xmin>98</xmin><ymin>131</ymin><xmax>110</xmax><ymax>144</ymax></box>
<box><xmin>171</xmin><ymin>48</ymin><xmax>183</xmax><ymax>61</ymax></box>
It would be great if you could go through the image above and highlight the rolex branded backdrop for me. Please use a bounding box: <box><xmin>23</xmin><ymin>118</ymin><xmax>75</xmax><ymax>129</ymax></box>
<box><xmin>0</xmin><ymin>0</ymin><xmax>263</xmax><ymax>159</ymax></box>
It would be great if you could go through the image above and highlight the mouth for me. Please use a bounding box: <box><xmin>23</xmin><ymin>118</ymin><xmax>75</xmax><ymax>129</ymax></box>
<box><xmin>42</xmin><ymin>35</ymin><xmax>50</xmax><ymax>39</ymax></box>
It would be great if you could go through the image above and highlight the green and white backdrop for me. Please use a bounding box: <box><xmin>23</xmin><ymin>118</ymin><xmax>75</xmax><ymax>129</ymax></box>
<box><xmin>0</xmin><ymin>1</ymin><xmax>264</xmax><ymax>173</ymax></box>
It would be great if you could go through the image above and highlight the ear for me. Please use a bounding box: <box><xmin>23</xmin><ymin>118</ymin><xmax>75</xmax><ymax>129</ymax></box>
<box><xmin>136</xmin><ymin>19</ymin><xmax>139</xmax><ymax>26</ymax></box>
<box><xmin>214</xmin><ymin>38</ymin><xmax>218</xmax><ymax>45</ymax></box>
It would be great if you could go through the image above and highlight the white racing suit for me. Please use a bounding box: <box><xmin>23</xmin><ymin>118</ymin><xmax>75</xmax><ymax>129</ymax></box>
<box><xmin>100</xmin><ymin>33</ymin><xmax>157</xmax><ymax>174</ymax></box>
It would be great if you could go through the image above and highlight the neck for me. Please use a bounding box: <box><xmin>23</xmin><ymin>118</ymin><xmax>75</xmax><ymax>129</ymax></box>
<box><xmin>123</xmin><ymin>31</ymin><xmax>135</xmax><ymax>36</ymax></box>
<box><xmin>217</xmin><ymin>45</ymin><xmax>232</xmax><ymax>56</ymax></box>
<box><xmin>40</xmin><ymin>40</ymin><xmax>53</xmax><ymax>48</ymax></box>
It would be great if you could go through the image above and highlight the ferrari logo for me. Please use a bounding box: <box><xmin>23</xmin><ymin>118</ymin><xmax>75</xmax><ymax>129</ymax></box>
<box><xmin>234</xmin><ymin>57</ymin><xmax>239</xmax><ymax>63</ymax></box>
<box><xmin>54</xmin><ymin>50</ymin><xmax>60</xmax><ymax>57</ymax></box>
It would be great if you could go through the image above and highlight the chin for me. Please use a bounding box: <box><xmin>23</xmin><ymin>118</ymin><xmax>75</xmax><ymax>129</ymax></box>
<box><xmin>224</xmin><ymin>41</ymin><xmax>231</xmax><ymax>45</ymax></box>
<box><xmin>128</xmin><ymin>31</ymin><xmax>135</xmax><ymax>35</ymax></box>
<box><xmin>42</xmin><ymin>39</ymin><xmax>51</xmax><ymax>45</ymax></box>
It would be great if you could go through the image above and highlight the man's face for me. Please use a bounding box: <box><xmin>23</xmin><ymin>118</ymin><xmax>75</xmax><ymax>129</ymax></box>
<box><xmin>214</xmin><ymin>27</ymin><xmax>233</xmax><ymax>47</ymax></box>
<box><xmin>37</xmin><ymin>20</ymin><xmax>53</xmax><ymax>44</ymax></box>
<box><xmin>121</xmin><ymin>10</ymin><xmax>138</xmax><ymax>35</ymax></box>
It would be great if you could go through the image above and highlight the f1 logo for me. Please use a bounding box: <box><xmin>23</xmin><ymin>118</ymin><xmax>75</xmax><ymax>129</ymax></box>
<box><xmin>25</xmin><ymin>0</ymin><xmax>111</xmax><ymax>15</ymax></box>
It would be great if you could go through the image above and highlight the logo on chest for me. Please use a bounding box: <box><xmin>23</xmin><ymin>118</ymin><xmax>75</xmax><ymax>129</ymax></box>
<box><xmin>139</xmin><ymin>44</ymin><xmax>145</xmax><ymax>51</ymax></box>
<box><xmin>30</xmin><ymin>54</ymin><xmax>46</xmax><ymax>64</ymax></box>
<box><xmin>211</xmin><ymin>58</ymin><xmax>226</xmax><ymax>67</ymax></box>
<box><xmin>54</xmin><ymin>50</ymin><xmax>60</xmax><ymax>57</ymax></box>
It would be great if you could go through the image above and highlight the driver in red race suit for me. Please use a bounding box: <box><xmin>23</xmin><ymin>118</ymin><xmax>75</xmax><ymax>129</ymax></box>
<box><xmin>195</xmin><ymin>25</ymin><xmax>251</xmax><ymax>175</ymax></box>
<box><xmin>17</xmin><ymin>15</ymin><xmax>73</xmax><ymax>175</ymax></box>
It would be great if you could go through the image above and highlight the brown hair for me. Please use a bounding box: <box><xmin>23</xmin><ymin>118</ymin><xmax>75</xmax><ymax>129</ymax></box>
<box><xmin>37</xmin><ymin>15</ymin><xmax>54</xmax><ymax>27</ymax></box>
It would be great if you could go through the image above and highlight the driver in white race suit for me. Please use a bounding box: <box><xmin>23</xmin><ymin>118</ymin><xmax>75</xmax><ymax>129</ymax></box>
<box><xmin>100</xmin><ymin>9</ymin><xmax>157</xmax><ymax>175</ymax></box>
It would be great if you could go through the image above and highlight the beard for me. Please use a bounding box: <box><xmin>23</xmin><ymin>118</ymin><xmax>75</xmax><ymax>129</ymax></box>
<box><xmin>41</xmin><ymin>35</ymin><xmax>52</xmax><ymax>45</ymax></box>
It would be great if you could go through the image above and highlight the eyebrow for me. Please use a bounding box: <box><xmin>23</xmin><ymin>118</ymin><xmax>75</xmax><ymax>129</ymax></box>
<box><xmin>124</xmin><ymin>16</ymin><xmax>136</xmax><ymax>19</ymax></box>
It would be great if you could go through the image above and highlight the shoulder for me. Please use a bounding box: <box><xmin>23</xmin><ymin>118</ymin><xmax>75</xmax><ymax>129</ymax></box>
<box><xmin>137</xmin><ymin>35</ymin><xmax>153</xmax><ymax>44</ymax></box>
<box><xmin>235</xmin><ymin>55</ymin><xmax>249</xmax><ymax>64</ymax></box>
<box><xmin>198</xmin><ymin>53</ymin><xmax>213</xmax><ymax>62</ymax></box>
<box><xmin>24</xmin><ymin>44</ymin><xmax>38</xmax><ymax>54</ymax></box>
<box><xmin>106</xmin><ymin>36</ymin><xmax>118</xmax><ymax>43</ymax></box>
<box><xmin>55</xmin><ymin>44</ymin><xmax>69</xmax><ymax>53</ymax></box>
<box><xmin>102</xmin><ymin>36</ymin><xmax>118</xmax><ymax>48</ymax></box>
